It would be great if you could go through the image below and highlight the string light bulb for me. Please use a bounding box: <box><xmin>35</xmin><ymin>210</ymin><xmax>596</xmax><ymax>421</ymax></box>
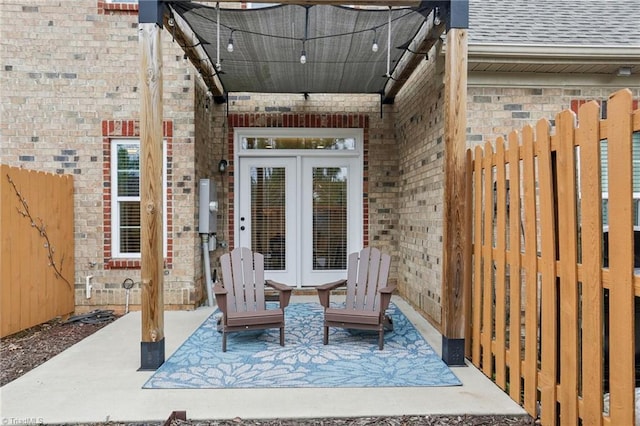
<box><xmin>433</xmin><ymin>7</ymin><xmax>442</xmax><ymax>26</ymax></box>
<box><xmin>371</xmin><ymin>29</ymin><xmax>379</xmax><ymax>52</ymax></box>
<box><xmin>300</xmin><ymin>39</ymin><xmax>307</xmax><ymax>64</ymax></box>
<box><xmin>227</xmin><ymin>30</ymin><xmax>235</xmax><ymax>53</ymax></box>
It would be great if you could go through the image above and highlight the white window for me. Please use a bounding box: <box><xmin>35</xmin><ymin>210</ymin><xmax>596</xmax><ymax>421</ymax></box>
<box><xmin>111</xmin><ymin>139</ymin><xmax>167</xmax><ymax>258</ymax></box>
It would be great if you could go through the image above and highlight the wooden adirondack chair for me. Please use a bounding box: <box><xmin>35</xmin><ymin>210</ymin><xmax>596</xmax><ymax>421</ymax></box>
<box><xmin>213</xmin><ymin>247</ymin><xmax>292</xmax><ymax>352</ymax></box>
<box><xmin>316</xmin><ymin>247</ymin><xmax>395</xmax><ymax>350</ymax></box>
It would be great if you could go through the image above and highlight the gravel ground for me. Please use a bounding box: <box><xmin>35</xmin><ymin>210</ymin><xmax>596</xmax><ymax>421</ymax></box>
<box><xmin>1</xmin><ymin>316</ymin><xmax>536</xmax><ymax>426</ymax></box>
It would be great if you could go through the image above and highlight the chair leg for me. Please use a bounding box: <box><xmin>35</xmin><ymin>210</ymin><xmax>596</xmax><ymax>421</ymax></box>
<box><xmin>378</xmin><ymin>329</ymin><xmax>384</xmax><ymax>350</ymax></box>
<box><xmin>280</xmin><ymin>326</ymin><xmax>285</xmax><ymax>346</ymax></box>
<box><xmin>323</xmin><ymin>325</ymin><xmax>329</xmax><ymax>345</ymax></box>
<box><xmin>222</xmin><ymin>331</ymin><xmax>227</xmax><ymax>352</ymax></box>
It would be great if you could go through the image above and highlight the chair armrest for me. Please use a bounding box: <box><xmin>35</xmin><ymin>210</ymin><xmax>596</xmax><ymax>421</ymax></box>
<box><xmin>265</xmin><ymin>279</ymin><xmax>291</xmax><ymax>292</ymax></box>
<box><xmin>213</xmin><ymin>283</ymin><xmax>227</xmax><ymax>295</ymax></box>
<box><xmin>213</xmin><ymin>283</ymin><xmax>228</xmax><ymax>314</ymax></box>
<box><xmin>265</xmin><ymin>280</ymin><xmax>293</xmax><ymax>308</ymax></box>
<box><xmin>316</xmin><ymin>279</ymin><xmax>347</xmax><ymax>308</ymax></box>
<box><xmin>378</xmin><ymin>284</ymin><xmax>396</xmax><ymax>312</ymax></box>
<box><xmin>316</xmin><ymin>279</ymin><xmax>347</xmax><ymax>292</ymax></box>
<box><xmin>379</xmin><ymin>285</ymin><xmax>396</xmax><ymax>294</ymax></box>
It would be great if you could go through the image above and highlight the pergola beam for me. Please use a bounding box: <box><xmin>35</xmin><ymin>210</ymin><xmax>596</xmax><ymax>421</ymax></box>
<box><xmin>165</xmin><ymin>6</ymin><xmax>225</xmax><ymax>99</ymax></box>
<box><xmin>383</xmin><ymin>11</ymin><xmax>446</xmax><ymax>103</ymax></box>
<box><xmin>208</xmin><ymin>1</ymin><xmax>421</xmax><ymax>5</ymax></box>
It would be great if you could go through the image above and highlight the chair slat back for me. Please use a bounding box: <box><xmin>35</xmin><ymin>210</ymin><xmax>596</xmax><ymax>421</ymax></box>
<box><xmin>346</xmin><ymin>247</ymin><xmax>390</xmax><ymax>312</ymax></box>
<box><xmin>345</xmin><ymin>251</ymin><xmax>361</xmax><ymax>308</ymax></box>
<box><xmin>221</xmin><ymin>247</ymin><xmax>265</xmax><ymax>313</ymax></box>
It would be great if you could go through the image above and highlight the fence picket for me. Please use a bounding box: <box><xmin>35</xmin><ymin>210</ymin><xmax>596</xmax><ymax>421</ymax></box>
<box><xmin>482</xmin><ymin>141</ymin><xmax>494</xmax><ymax>377</ymax></box>
<box><xmin>465</xmin><ymin>149</ymin><xmax>474</xmax><ymax>359</ymax></box>
<box><xmin>606</xmin><ymin>89</ymin><xmax>635</xmax><ymax>426</ymax></box>
<box><xmin>507</xmin><ymin>130</ymin><xmax>523</xmax><ymax>403</ymax></box>
<box><xmin>537</xmin><ymin>118</ymin><xmax>558</xmax><ymax>425</ymax></box>
<box><xmin>522</xmin><ymin>126</ymin><xmax>538</xmax><ymax>416</ymax></box>
<box><xmin>556</xmin><ymin>109</ymin><xmax>580</xmax><ymax>425</ymax></box>
<box><xmin>495</xmin><ymin>137</ymin><xmax>508</xmax><ymax>389</ymax></box>
<box><xmin>577</xmin><ymin>100</ymin><xmax>604</xmax><ymax>426</ymax></box>
<box><xmin>472</xmin><ymin>145</ymin><xmax>484</xmax><ymax>364</ymax></box>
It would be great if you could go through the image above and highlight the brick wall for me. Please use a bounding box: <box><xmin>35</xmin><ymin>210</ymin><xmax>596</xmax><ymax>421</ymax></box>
<box><xmin>392</xmin><ymin>51</ymin><xmax>446</xmax><ymax>325</ymax></box>
<box><xmin>1</xmin><ymin>0</ymin><xmax>198</xmax><ymax>311</ymax></box>
<box><xmin>467</xmin><ymin>86</ymin><xmax>640</xmax><ymax>148</ymax></box>
<box><xmin>192</xmin><ymin>83</ymin><xmax>228</xmax><ymax>305</ymax></box>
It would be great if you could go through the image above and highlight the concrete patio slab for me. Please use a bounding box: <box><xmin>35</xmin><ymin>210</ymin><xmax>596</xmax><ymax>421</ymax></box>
<box><xmin>0</xmin><ymin>296</ymin><xmax>527</xmax><ymax>424</ymax></box>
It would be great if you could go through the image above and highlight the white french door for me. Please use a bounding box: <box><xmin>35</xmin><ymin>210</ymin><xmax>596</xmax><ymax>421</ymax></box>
<box><xmin>238</xmin><ymin>157</ymin><xmax>298</xmax><ymax>284</ymax></box>
<box><xmin>237</xmin><ymin>155</ymin><xmax>361</xmax><ymax>287</ymax></box>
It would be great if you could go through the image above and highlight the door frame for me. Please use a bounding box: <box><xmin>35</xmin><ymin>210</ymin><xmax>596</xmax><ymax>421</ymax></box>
<box><xmin>234</xmin><ymin>127</ymin><xmax>364</xmax><ymax>287</ymax></box>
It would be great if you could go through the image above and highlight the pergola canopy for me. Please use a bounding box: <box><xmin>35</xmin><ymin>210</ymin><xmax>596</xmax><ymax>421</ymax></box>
<box><xmin>166</xmin><ymin>1</ymin><xmax>447</xmax><ymax>102</ymax></box>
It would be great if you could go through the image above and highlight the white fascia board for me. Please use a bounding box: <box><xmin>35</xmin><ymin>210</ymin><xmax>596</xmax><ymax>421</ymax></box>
<box><xmin>468</xmin><ymin>71</ymin><xmax>640</xmax><ymax>88</ymax></box>
<box><xmin>468</xmin><ymin>43</ymin><xmax>640</xmax><ymax>64</ymax></box>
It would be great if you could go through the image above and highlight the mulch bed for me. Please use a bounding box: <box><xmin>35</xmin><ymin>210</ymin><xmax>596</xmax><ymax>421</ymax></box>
<box><xmin>0</xmin><ymin>311</ymin><xmax>117</xmax><ymax>387</ymax></box>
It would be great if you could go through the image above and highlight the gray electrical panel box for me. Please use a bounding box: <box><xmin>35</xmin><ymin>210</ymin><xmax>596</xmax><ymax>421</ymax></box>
<box><xmin>199</xmin><ymin>178</ymin><xmax>218</xmax><ymax>234</ymax></box>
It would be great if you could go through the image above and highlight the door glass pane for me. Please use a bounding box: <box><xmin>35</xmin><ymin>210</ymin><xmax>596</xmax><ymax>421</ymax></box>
<box><xmin>250</xmin><ymin>167</ymin><xmax>286</xmax><ymax>270</ymax></box>
<box><xmin>313</xmin><ymin>167</ymin><xmax>347</xmax><ymax>270</ymax></box>
<box><xmin>242</xmin><ymin>137</ymin><xmax>355</xmax><ymax>150</ymax></box>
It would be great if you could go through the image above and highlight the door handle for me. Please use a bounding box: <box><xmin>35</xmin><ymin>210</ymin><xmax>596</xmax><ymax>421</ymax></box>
<box><xmin>240</xmin><ymin>226</ymin><xmax>245</xmax><ymax>231</ymax></box>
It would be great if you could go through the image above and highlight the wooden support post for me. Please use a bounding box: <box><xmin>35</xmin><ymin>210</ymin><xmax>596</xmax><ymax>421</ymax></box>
<box><xmin>441</xmin><ymin>19</ymin><xmax>469</xmax><ymax>365</ymax></box>
<box><xmin>139</xmin><ymin>16</ymin><xmax>165</xmax><ymax>370</ymax></box>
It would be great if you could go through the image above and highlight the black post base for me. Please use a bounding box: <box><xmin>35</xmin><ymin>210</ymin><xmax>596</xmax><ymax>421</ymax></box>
<box><xmin>442</xmin><ymin>336</ymin><xmax>466</xmax><ymax>366</ymax></box>
<box><xmin>139</xmin><ymin>338</ymin><xmax>165</xmax><ymax>371</ymax></box>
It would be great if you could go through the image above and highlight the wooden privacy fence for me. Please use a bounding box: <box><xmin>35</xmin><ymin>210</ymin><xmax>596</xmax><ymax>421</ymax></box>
<box><xmin>1</xmin><ymin>165</ymin><xmax>75</xmax><ymax>337</ymax></box>
<box><xmin>467</xmin><ymin>89</ymin><xmax>640</xmax><ymax>426</ymax></box>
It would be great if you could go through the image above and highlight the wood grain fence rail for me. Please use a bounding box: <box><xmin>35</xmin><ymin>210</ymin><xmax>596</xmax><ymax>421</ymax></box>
<box><xmin>467</xmin><ymin>89</ymin><xmax>640</xmax><ymax>425</ymax></box>
<box><xmin>1</xmin><ymin>165</ymin><xmax>75</xmax><ymax>338</ymax></box>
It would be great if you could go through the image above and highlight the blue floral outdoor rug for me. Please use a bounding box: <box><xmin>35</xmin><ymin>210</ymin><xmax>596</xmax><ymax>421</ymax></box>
<box><xmin>143</xmin><ymin>302</ymin><xmax>461</xmax><ymax>389</ymax></box>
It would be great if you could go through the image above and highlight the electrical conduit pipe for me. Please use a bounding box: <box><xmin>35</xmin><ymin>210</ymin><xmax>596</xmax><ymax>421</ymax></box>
<box><xmin>201</xmin><ymin>234</ymin><xmax>214</xmax><ymax>307</ymax></box>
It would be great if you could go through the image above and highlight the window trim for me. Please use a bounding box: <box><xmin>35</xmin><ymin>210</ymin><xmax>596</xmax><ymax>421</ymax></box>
<box><xmin>110</xmin><ymin>139</ymin><xmax>168</xmax><ymax>259</ymax></box>
<box><xmin>102</xmin><ymin>120</ymin><xmax>173</xmax><ymax>270</ymax></box>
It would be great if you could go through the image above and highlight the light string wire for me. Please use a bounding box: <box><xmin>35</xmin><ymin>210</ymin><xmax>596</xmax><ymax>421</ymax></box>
<box><xmin>178</xmin><ymin>5</ymin><xmax>426</xmax><ymax>44</ymax></box>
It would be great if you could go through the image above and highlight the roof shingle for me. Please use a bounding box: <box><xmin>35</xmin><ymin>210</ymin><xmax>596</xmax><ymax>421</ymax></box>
<box><xmin>469</xmin><ymin>0</ymin><xmax>640</xmax><ymax>46</ymax></box>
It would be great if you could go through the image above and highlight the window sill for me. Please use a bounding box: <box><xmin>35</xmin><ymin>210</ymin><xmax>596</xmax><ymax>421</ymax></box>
<box><xmin>100</xmin><ymin>1</ymin><xmax>138</xmax><ymax>14</ymax></box>
<box><xmin>105</xmin><ymin>258</ymin><xmax>172</xmax><ymax>270</ymax></box>
<box><xmin>106</xmin><ymin>259</ymin><xmax>141</xmax><ymax>270</ymax></box>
